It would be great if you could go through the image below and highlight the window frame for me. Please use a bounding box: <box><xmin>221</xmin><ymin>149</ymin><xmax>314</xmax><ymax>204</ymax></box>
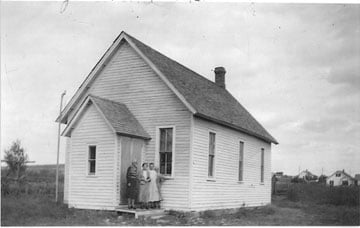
<box><xmin>260</xmin><ymin>148</ymin><xmax>265</xmax><ymax>183</ymax></box>
<box><xmin>238</xmin><ymin>141</ymin><xmax>245</xmax><ymax>182</ymax></box>
<box><xmin>156</xmin><ymin>126</ymin><xmax>176</xmax><ymax>178</ymax></box>
<box><xmin>87</xmin><ymin>145</ymin><xmax>97</xmax><ymax>176</ymax></box>
<box><xmin>208</xmin><ymin>131</ymin><xmax>216</xmax><ymax>179</ymax></box>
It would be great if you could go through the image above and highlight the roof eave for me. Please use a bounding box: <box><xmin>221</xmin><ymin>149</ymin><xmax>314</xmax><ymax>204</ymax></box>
<box><xmin>116</xmin><ymin>132</ymin><xmax>151</xmax><ymax>140</ymax></box>
<box><xmin>194</xmin><ymin>113</ymin><xmax>279</xmax><ymax>145</ymax></box>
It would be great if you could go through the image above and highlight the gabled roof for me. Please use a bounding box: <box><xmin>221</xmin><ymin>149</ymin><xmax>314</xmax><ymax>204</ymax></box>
<box><xmin>62</xmin><ymin>95</ymin><xmax>151</xmax><ymax>140</ymax></box>
<box><xmin>297</xmin><ymin>170</ymin><xmax>317</xmax><ymax>177</ymax></box>
<box><xmin>327</xmin><ymin>170</ymin><xmax>354</xmax><ymax>180</ymax></box>
<box><xmin>57</xmin><ymin>31</ymin><xmax>278</xmax><ymax>144</ymax></box>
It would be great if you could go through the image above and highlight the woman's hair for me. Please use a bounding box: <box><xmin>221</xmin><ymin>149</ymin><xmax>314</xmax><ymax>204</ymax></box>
<box><xmin>142</xmin><ymin>163</ymin><xmax>148</xmax><ymax>167</ymax></box>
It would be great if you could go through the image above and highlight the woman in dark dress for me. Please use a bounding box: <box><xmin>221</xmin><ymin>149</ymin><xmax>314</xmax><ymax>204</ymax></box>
<box><xmin>126</xmin><ymin>160</ymin><xmax>139</xmax><ymax>209</ymax></box>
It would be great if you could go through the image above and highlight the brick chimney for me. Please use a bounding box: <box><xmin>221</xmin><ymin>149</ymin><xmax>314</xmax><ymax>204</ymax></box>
<box><xmin>214</xmin><ymin>66</ymin><xmax>226</xmax><ymax>89</ymax></box>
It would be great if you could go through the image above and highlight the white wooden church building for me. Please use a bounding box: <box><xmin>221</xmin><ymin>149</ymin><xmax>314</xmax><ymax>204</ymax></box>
<box><xmin>56</xmin><ymin>31</ymin><xmax>278</xmax><ymax>211</ymax></box>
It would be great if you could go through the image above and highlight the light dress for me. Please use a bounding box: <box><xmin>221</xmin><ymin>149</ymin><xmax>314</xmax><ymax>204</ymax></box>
<box><xmin>148</xmin><ymin>169</ymin><xmax>161</xmax><ymax>202</ymax></box>
<box><xmin>139</xmin><ymin>169</ymin><xmax>150</xmax><ymax>202</ymax></box>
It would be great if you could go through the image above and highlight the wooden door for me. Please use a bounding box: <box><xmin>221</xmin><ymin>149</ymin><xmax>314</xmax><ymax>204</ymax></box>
<box><xmin>120</xmin><ymin>137</ymin><xmax>143</xmax><ymax>204</ymax></box>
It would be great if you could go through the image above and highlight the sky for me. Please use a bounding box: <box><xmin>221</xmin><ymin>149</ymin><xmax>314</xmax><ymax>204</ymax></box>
<box><xmin>1</xmin><ymin>1</ymin><xmax>359</xmax><ymax>176</ymax></box>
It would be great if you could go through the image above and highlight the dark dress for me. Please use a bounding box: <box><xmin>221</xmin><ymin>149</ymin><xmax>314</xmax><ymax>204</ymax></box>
<box><xmin>126</xmin><ymin>165</ymin><xmax>139</xmax><ymax>200</ymax></box>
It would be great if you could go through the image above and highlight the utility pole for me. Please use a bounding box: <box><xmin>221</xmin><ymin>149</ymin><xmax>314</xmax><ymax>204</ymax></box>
<box><xmin>56</xmin><ymin>90</ymin><xmax>66</xmax><ymax>202</ymax></box>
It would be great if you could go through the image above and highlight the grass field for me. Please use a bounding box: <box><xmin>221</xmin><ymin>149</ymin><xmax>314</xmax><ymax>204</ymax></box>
<box><xmin>1</xmin><ymin>165</ymin><xmax>359</xmax><ymax>226</ymax></box>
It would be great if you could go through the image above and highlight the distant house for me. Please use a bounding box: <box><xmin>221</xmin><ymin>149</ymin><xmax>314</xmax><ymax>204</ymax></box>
<box><xmin>295</xmin><ymin>170</ymin><xmax>318</xmax><ymax>182</ymax></box>
<box><xmin>354</xmin><ymin>174</ymin><xmax>360</xmax><ymax>186</ymax></box>
<box><xmin>326</xmin><ymin>170</ymin><xmax>355</xmax><ymax>186</ymax></box>
<box><xmin>56</xmin><ymin>31</ymin><xmax>278</xmax><ymax>211</ymax></box>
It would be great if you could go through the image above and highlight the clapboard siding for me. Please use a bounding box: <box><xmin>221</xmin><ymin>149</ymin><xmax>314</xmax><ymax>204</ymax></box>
<box><xmin>190</xmin><ymin>117</ymin><xmax>272</xmax><ymax>211</ymax></box>
<box><xmin>66</xmin><ymin>42</ymin><xmax>191</xmax><ymax>210</ymax></box>
<box><xmin>115</xmin><ymin>135</ymin><xmax>121</xmax><ymax>205</ymax></box>
<box><xmin>68</xmin><ymin>104</ymin><xmax>117</xmax><ymax>209</ymax></box>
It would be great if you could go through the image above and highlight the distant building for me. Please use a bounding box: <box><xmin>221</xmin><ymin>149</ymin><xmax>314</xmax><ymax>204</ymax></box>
<box><xmin>295</xmin><ymin>169</ymin><xmax>318</xmax><ymax>182</ymax></box>
<box><xmin>326</xmin><ymin>170</ymin><xmax>355</xmax><ymax>186</ymax></box>
<box><xmin>353</xmin><ymin>174</ymin><xmax>360</xmax><ymax>186</ymax></box>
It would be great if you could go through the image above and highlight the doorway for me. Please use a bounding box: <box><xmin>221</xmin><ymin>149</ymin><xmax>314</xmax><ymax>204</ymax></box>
<box><xmin>120</xmin><ymin>136</ymin><xmax>144</xmax><ymax>204</ymax></box>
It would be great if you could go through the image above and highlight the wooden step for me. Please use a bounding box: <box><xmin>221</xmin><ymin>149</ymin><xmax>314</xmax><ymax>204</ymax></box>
<box><xmin>115</xmin><ymin>205</ymin><xmax>168</xmax><ymax>219</ymax></box>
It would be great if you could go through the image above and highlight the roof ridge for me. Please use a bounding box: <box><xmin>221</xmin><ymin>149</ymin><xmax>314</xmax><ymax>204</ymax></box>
<box><xmin>124</xmin><ymin>33</ymin><xmax>221</xmax><ymax>88</ymax></box>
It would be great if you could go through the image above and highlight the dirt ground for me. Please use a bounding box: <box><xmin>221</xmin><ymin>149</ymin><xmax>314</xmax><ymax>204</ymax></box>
<box><xmin>2</xmin><ymin>194</ymin><xmax>359</xmax><ymax>226</ymax></box>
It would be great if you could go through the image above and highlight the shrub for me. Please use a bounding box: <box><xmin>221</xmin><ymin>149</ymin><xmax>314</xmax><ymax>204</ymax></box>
<box><xmin>287</xmin><ymin>187</ymin><xmax>299</xmax><ymax>202</ymax></box>
<box><xmin>287</xmin><ymin>183</ymin><xmax>360</xmax><ymax>207</ymax></box>
<box><xmin>201</xmin><ymin>210</ymin><xmax>217</xmax><ymax>218</ymax></box>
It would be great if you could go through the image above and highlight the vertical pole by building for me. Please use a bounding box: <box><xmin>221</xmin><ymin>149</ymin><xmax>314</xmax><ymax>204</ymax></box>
<box><xmin>56</xmin><ymin>91</ymin><xmax>66</xmax><ymax>202</ymax></box>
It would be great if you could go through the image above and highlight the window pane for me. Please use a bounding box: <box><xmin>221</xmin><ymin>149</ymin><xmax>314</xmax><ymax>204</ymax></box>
<box><xmin>166</xmin><ymin>152</ymin><xmax>172</xmax><ymax>163</ymax></box>
<box><xmin>89</xmin><ymin>146</ymin><xmax>96</xmax><ymax>159</ymax></box>
<box><xmin>239</xmin><ymin>142</ymin><xmax>244</xmax><ymax>160</ymax></box>
<box><xmin>209</xmin><ymin>133</ymin><xmax>215</xmax><ymax>155</ymax></box>
<box><xmin>208</xmin><ymin>155</ymin><xmax>214</xmax><ymax>177</ymax></box>
<box><xmin>89</xmin><ymin>161</ymin><xmax>96</xmax><ymax>174</ymax></box>
<box><xmin>160</xmin><ymin>129</ymin><xmax>166</xmax><ymax>152</ymax></box>
<box><xmin>166</xmin><ymin>128</ymin><xmax>173</xmax><ymax>152</ymax></box>
<box><xmin>261</xmin><ymin>148</ymin><xmax>264</xmax><ymax>182</ymax></box>
<box><xmin>160</xmin><ymin>152</ymin><xmax>166</xmax><ymax>174</ymax></box>
<box><xmin>239</xmin><ymin>161</ymin><xmax>243</xmax><ymax>181</ymax></box>
<box><xmin>166</xmin><ymin>153</ymin><xmax>172</xmax><ymax>175</ymax></box>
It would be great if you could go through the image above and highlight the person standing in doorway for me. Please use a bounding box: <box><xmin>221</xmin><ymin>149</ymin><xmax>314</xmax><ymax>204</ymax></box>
<box><xmin>126</xmin><ymin>159</ymin><xmax>139</xmax><ymax>210</ymax></box>
<box><xmin>139</xmin><ymin>163</ymin><xmax>151</xmax><ymax>209</ymax></box>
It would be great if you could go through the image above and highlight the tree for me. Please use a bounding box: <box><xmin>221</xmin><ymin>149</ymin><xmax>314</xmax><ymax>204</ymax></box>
<box><xmin>3</xmin><ymin>139</ymin><xmax>29</xmax><ymax>181</ymax></box>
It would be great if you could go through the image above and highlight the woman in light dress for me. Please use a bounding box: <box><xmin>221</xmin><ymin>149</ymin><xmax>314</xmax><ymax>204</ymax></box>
<box><xmin>148</xmin><ymin>163</ymin><xmax>171</xmax><ymax>209</ymax></box>
<box><xmin>138</xmin><ymin>163</ymin><xmax>151</xmax><ymax>209</ymax></box>
<box><xmin>148</xmin><ymin>163</ymin><xmax>161</xmax><ymax>208</ymax></box>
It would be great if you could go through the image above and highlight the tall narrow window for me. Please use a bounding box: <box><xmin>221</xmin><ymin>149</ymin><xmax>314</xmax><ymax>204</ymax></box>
<box><xmin>88</xmin><ymin>146</ymin><xmax>96</xmax><ymax>175</ymax></box>
<box><xmin>239</xmin><ymin>141</ymin><xmax>244</xmax><ymax>181</ymax></box>
<box><xmin>260</xmin><ymin>148</ymin><xmax>264</xmax><ymax>183</ymax></box>
<box><xmin>208</xmin><ymin>132</ymin><xmax>216</xmax><ymax>177</ymax></box>
<box><xmin>159</xmin><ymin>128</ymin><xmax>173</xmax><ymax>175</ymax></box>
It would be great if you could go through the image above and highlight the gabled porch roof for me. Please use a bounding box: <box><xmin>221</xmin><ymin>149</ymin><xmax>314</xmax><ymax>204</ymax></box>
<box><xmin>62</xmin><ymin>94</ymin><xmax>151</xmax><ymax>140</ymax></box>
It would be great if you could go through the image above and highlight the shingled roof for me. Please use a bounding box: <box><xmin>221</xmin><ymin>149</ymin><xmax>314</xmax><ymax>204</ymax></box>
<box><xmin>124</xmin><ymin>33</ymin><xmax>278</xmax><ymax>144</ymax></box>
<box><xmin>90</xmin><ymin>95</ymin><xmax>151</xmax><ymax>140</ymax></box>
<box><xmin>63</xmin><ymin>95</ymin><xmax>151</xmax><ymax>140</ymax></box>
